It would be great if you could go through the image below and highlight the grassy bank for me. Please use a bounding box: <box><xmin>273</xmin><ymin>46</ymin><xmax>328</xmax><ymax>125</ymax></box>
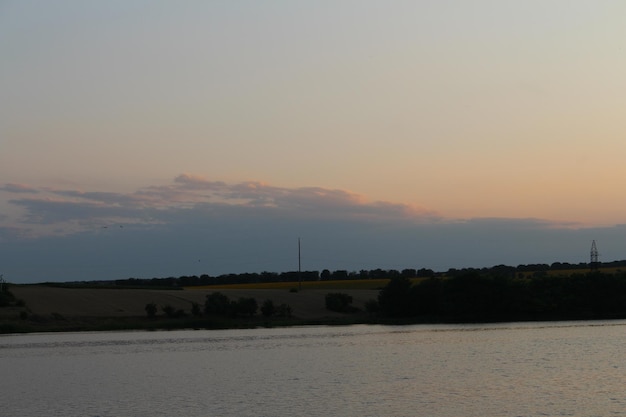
<box><xmin>0</xmin><ymin>312</ymin><xmax>382</xmax><ymax>334</ymax></box>
<box><xmin>1</xmin><ymin>284</ymin><xmax>380</xmax><ymax>334</ymax></box>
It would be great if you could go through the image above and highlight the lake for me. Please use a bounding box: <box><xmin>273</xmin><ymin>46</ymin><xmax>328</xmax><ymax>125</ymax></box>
<box><xmin>2</xmin><ymin>321</ymin><xmax>626</xmax><ymax>416</ymax></box>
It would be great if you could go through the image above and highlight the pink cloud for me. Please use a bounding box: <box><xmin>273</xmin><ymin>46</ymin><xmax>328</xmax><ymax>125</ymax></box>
<box><xmin>0</xmin><ymin>183</ymin><xmax>39</xmax><ymax>193</ymax></box>
<box><xmin>3</xmin><ymin>174</ymin><xmax>441</xmax><ymax>237</ymax></box>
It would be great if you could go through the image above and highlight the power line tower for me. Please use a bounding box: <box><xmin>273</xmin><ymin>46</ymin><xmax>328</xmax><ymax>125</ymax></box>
<box><xmin>590</xmin><ymin>240</ymin><xmax>599</xmax><ymax>271</ymax></box>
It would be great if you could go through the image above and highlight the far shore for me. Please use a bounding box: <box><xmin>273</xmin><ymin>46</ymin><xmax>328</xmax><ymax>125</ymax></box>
<box><xmin>1</xmin><ymin>285</ymin><xmax>380</xmax><ymax>334</ymax></box>
<box><xmin>5</xmin><ymin>276</ymin><xmax>626</xmax><ymax>334</ymax></box>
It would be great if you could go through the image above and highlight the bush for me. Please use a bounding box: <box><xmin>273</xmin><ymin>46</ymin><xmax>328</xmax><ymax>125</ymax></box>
<box><xmin>145</xmin><ymin>302</ymin><xmax>158</xmax><ymax>318</ymax></box>
<box><xmin>276</xmin><ymin>303</ymin><xmax>292</xmax><ymax>317</ymax></box>
<box><xmin>261</xmin><ymin>299</ymin><xmax>276</xmax><ymax>317</ymax></box>
<box><xmin>205</xmin><ymin>292</ymin><xmax>231</xmax><ymax>315</ymax></box>
<box><xmin>377</xmin><ymin>276</ymin><xmax>414</xmax><ymax>316</ymax></box>
<box><xmin>191</xmin><ymin>302</ymin><xmax>202</xmax><ymax>317</ymax></box>
<box><xmin>162</xmin><ymin>304</ymin><xmax>186</xmax><ymax>318</ymax></box>
<box><xmin>325</xmin><ymin>292</ymin><xmax>354</xmax><ymax>312</ymax></box>
<box><xmin>0</xmin><ymin>289</ymin><xmax>15</xmax><ymax>307</ymax></box>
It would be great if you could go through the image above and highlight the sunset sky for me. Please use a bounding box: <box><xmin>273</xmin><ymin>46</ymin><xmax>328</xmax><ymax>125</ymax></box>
<box><xmin>2</xmin><ymin>1</ymin><xmax>626</xmax><ymax>283</ymax></box>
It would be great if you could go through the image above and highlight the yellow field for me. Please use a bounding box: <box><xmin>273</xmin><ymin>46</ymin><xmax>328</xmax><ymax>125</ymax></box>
<box><xmin>185</xmin><ymin>277</ymin><xmax>428</xmax><ymax>291</ymax></box>
<box><xmin>186</xmin><ymin>279</ymin><xmax>389</xmax><ymax>291</ymax></box>
<box><xmin>546</xmin><ymin>266</ymin><xmax>624</xmax><ymax>276</ymax></box>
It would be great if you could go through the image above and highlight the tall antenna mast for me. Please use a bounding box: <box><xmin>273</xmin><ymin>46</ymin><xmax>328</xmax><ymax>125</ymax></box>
<box><xmin>590</xmin><ymin>240</ymin><xmax>599</xmax><ymax>271</ymax></box>
<box><xmin>298</xmin><ymin>238</ymin><xmax>302</xmax><ymax>290</ymax></box>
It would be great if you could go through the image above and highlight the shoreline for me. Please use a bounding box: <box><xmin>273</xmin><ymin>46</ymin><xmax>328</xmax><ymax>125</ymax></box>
<box><xmin>4</xmin><ymin>307</ymin><xmax>626</xmax><ymax>335</ymax></box>
<box><xmin>4</xmin><ymin>284</ymin><xmax>626</xmax><ymax>335</ymax></box>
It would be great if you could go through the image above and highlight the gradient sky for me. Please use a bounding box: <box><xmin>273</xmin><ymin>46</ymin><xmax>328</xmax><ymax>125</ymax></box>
<box><xmin>2</xmin><ymin>1</ymin><xmax>626</xmax><ymax>283</ymax></box>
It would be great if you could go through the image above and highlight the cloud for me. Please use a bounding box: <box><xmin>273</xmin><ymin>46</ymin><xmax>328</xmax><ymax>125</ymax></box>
<box><xmin>174</xmin><ymin>173</ymin><xmax>227</xmax><ymax>190</ymax></box>
<box><xmin>2</xmin><ymin>175</ymin><xmax>624</xmax><ymax>283</ymax></box>
<box><xmin>1</xmin><ymin>175</ymin><xmax>439</xmax><ymax>237</ymax></box>
<box><xmin>0</xmin><ymin>183</ymin><xmax>39</xmax><ymax>193</ymax></box>
<box><xmin>458</xmin><ymin>217</ymin><xmax>582</xmax><ymax>230</ymax></box>
<box><xmin>10</xmin><ymin>198</ymin><xmax>141</xmax><ymax>224</ymax></box>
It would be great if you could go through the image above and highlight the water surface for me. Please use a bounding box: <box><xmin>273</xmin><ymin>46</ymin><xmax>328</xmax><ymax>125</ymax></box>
<box><xmin>2</xmin><ymin>321</ymin><xmax>626</xmax><ymax>416</ymax></box>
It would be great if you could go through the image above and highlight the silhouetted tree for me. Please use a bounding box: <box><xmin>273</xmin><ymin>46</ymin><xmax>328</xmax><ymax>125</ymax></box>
<box><xmin>276</xmin><ymin>303</ymin><xmax>292</xmax><ymax>317</ymax></box>
<box><xmin>261</xmin><ymin>299</ymin><xmax>276</xmax><ymax>317</ymax></box>
<box><xmin>145</xmin><ymin>302</ymin><xmax>157</xmax><ymax>318</ymax></box>
<box><xmin>325</xmin><ymin>292</ymin><xmax>354</xmax><ymax>312</ymax></box>
<box><xmin>205</xmin><ymin>292</ymin><xmax>231</xmax><ymax>315</ymax></box>
<box><xmin>191</xmin><ymin>302</ymin><xmax>202</xmax><ymax>317</ymax></box>
<box><xmin>401</xmin><ymin>268</ymin><xmax>417</xmax><ymax>278</ymax></box>
<box><xmin>378</xmin><ymin>276</ymin><xmax>414</xmax><ymax>316</ymax></box>
<box><xmin>162</xmin><ymin>304</ymin><xmax>186</xmax><ymax>318</ymax></box>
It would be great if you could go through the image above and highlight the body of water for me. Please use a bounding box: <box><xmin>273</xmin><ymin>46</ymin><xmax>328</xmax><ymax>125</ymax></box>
<box><xmin>2</xmin><ymin>321</ymin><xmax>626</xmax><ymax>416</ymax></box>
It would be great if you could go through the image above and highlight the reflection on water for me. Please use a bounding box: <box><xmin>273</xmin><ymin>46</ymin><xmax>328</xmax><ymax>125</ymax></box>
<box><xmin>2</xmin><ymin>321</ymin><xmax>626</xmax><ymax>417</ymax></box>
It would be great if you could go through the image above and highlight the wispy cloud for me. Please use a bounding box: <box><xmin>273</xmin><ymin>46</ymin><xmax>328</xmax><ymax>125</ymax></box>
<box><xmin>0</xmin><ymin>183</ymin><xmax>39</xmax><ymax>193</ymax></box>
<box><xmin>459</xmin><ymin>217</ymin><xmax>583</xmax><ymax>229</ymax></box>
<box><xmin>0</xmin><ymin>174</ymin><xmax>439</xmax><ymax>238</ymax></box>
<box><xmin>2</xmin><ymin>175</ymin><xmax>625</xmax><ymax>283</ymax></box>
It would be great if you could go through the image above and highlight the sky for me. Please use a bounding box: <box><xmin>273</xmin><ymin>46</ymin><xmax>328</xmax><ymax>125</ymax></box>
<box><xmin>2</xmin><ymin>1</ymin><xmax>626</xmax><ymax>283</ymax></box>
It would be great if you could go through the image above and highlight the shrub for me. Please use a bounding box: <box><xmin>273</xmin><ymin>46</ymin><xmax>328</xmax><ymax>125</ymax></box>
<box><xmin>205</xmin><ymin>292</ymin><xmax>231</xmax><ymax>315</ymax></box>
<box><xmin>261</xmin><ymin>299</ymin><xmax>276</xmax><ymax>317</ymax></box>
<box><xmin>0</xmin><ymin>290</ymin><xmax>14</xmax><ymax>307</ymax></box>
<box><xmin>162</xmin><ymin>304</ymin><xmax>186</xmax><ymax>318</ymax></box>
<box><xmin>276</xmin><ymin>303</ymin><xmax>292</xmax><ymax>317</ymax></box>
<box><xmin>377</xmin><ymin>276</ymin><xmax>414</xmax><ymax>316</ymax></box>
<box><xmin>145</xmin><ymin>302</ymin><xmax>158</xmax><ymax>318</ymax></box>
<box><xmin>325</xmin><ymin>292</ymin><xmax>353</xmax><ymax>312</ymax></box>
<box><xmin>191</xmin><ymin>302</ymin><xmax>202</xmax><ymax>317</ymax></box>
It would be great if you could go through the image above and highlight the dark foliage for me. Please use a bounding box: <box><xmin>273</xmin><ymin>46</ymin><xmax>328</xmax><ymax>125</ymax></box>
<box><xmin>44</xmin><ymin>259</ymin><xmax>626</xmax><ymax>288</ymax></box>
<box><xmin>377</xmin><ymin>271</ymin><xmax>626</xmax><ymax>321</ymax></box>
<box><xmin>364</xmin><ymin>299</ymin><xmax>379</xmax><ymax>314</ymax></box>
<box><xmin>204</xmin><ymin>292</ymin><xmax>231</xmax><ymax>315</ymax></box>
<box><xmin>325</xmin><ymin>292</ymin><xmax>354</xmax><ymax>312</ymax></box>
<box><xmin>261</xmin><ymin>299</ymin><xmax>276</xmax><ymax>317</ymax></box>
<box><xmin>275</xmin><ymin>303</ymin><xmax>292</xmax><ymax>317</ymax></box>
<box><xmin>378</xmin><ymin>276</ymin><xmax>414</xmax><ymax>316</ymax></box>
<box><xmin>203</xmin><ymin>293</ymin><xmax>258</xmax><ymax>317</ymax></box>
<box><xmin>0</xmin><ymin>286</ymin><xmax>17</xmax><ymax>307</ymax></box>
<box><xmin>162</xmin><ymin>304</ymin><xmax>186</xmax><ymax>318</ymax></box>
<box><xmin>144</xmin><ymin>302</ymin><xmax>157</xmax><ymax>318</ymax></box>
<box><xmin>191</xmin><ymin>302</ymin><xmax>202</xmax><ymax>317</ymax></box>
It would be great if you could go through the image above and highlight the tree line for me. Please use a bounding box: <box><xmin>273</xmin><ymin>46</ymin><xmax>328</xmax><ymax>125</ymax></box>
<box><xmin>56</xmin><ymin>260</ymin><xmax>626</xmax><ymax>288</ymax></box>
<box><xmin>376</xmin><ymin>270</ymin><xmax>626</xmax><ymax>321</ymax></box>
<box><xmin>145</xmin><ymin>292</ymin><xmax>292</xmax><ymax>320</ymax></box>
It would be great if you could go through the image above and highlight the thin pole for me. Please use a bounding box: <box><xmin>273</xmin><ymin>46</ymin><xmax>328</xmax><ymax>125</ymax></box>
<box><xmin>298</xmin><ymin>238</ymin><xmax>302</xmax><ymax>290</ymax></box>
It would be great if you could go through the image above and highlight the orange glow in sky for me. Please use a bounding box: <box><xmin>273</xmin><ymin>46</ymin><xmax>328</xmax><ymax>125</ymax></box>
<box><xmin>2</xmin><ymin>1</ymin><xmax>626</xmax><ymax>282</ymax></box>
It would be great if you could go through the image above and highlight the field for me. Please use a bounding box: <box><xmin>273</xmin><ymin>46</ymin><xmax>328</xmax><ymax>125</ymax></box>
<box><xmin>190</xmin><ymin>278</ymin><xmax>394</xmax><ymax>291</ymax></box>
<box><xmin>3</xmin><ymin>280</ymin><xmax>383</xmax><ymax>333</ymax></box>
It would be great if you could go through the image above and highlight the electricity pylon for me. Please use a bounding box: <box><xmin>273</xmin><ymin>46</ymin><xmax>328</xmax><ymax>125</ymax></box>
<box><xmin>590</xmin><ymin>240</ymin><xmax>599</xmax><ymax>271</ymax></box>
